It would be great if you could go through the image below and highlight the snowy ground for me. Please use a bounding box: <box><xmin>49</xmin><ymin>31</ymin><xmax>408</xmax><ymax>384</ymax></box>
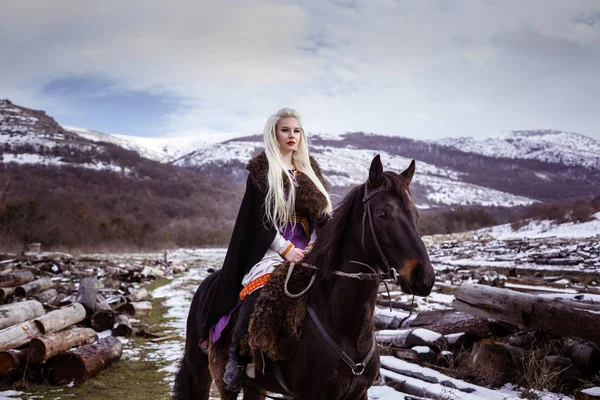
<box><xmin>2</xmin><ymin>236</ymin><xmax>591</xmax><ymax>399</ymax></box>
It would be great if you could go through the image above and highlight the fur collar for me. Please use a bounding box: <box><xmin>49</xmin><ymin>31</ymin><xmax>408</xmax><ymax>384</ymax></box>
<box><xmin>246</xmin><ymin>151</ymin><xmax>330</xmax><ymax>224</ymax></box>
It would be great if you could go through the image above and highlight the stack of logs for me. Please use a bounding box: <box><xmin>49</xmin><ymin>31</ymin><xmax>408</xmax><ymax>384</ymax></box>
<box><xmin>0</xmin><ymin>253</ymin><xmax>188</xmax><ymax>387</ymax></box>
<box><xmin>375</xmin><ymin>283</ymin><xmax>600</xmax><ymax>399</ymax></box>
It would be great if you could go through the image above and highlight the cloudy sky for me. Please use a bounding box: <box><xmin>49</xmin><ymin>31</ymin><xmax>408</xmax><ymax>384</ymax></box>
<box><xmin>2</xmin><ymin>0</ymin><xmax>600</xmax><ymax>140</ymax></box>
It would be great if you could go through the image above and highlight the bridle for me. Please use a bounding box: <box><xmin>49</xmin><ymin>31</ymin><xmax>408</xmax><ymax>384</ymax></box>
<box><xmin>360</xmin><ymin>181</ymin><xmax>399</xmax><ymax>284</ymax></box>
<box><xmin>275</xmin><ymin>180</ymin><xmax>410</xmax><ymax>400</ymax></box>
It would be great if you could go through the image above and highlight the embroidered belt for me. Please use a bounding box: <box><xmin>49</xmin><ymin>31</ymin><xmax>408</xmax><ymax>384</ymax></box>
<box><xmin>240</xmin><ymin>273</ymin><xmax>271</xmax><ymax>301</ymax></box>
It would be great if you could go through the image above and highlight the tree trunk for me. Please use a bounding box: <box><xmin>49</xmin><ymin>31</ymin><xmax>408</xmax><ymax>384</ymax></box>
<box><xmin>0</xmin><ymin>349</ymin><xmax>27</xmax><ymax>376</ymax></box>
<box><xmin>27</xmin><ymin>327</ymin><xmax>97</xmax><ymax>363</ymax></box>
<box><xmin>14</xmin><ymin>278</ymin><xmax>54</xmax><ymax>297</ymax></box>
<box><xmin>76</xmin><ymin>277</ymin><xmax>99</xmax><ymax>317</ymax></box>
<box><xmin>453</xmin><ymin>283</ymin><xmax>600</xmax><ymax>344</ymax></box>
<box><xmin>46</xmin><ymin>336</ymin><xmax>123</xmax><ymax>384</ymax></box>
<box><xmin>34</xmin><ymin>303</ymin><xmax>86</xmax><ymax>335</ymax></box>
<box><xmin>112</xmin><ymin>315</ymin><xmax>133</xmax><ymax>337</ymax></box>
<box><xmin>0</xmin><ymin>320</ymin><xmax>41</xmax><ymax>351</ymax></box>
<box><xmin>90</xmin><ymin>294</ymin><xmax>115</xmax><ymax>332</ymax></box>
<box><xmin>0</xmin><ymin>271</ymin><xmax>35</xmax><ymax>287</ymax></box>
<box><xmin>0</xmin><ymin>300</ymin><xmax>45</xmax><ymax>330</ymax></box>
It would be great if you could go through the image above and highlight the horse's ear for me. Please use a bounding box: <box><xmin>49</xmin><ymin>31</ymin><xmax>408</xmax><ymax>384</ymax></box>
<box><xmin>369</xmin><ymin>155</ymin><xmax>383</xmax><ymax>185</ymax></box>
<box><xmin>401</xmin><ymin>159</ymin><xmax>416</xmax><ymax>185</ymax></box>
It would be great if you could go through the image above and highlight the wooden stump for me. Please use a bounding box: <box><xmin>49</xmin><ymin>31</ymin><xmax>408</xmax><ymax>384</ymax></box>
<box><xmin>28</xmin><ymin>327</ymin><xmax>97</xmax><ymax>363</ymax></box>
<box><xmin>46</xmin><ymin>336</ymin><xmax>123</xmax><ymax>384</ymax></box>
<box><xmin>0</xmin><ymin>300</ymin><xmax>45</xmax><ymax>330</ymax></box>
<box><xmin>34</xmin><ymin>302</ymin><xmax>86</xmax><ymax>334</ymax></box>
<box><xmin>90</xmin><ymin>294</ymin><xmax>115</xmax><ymax>332</ymax></box>
<box><xmin>76</xmin><ymin>277</ymin><xmax>99</xmax><ymax>317</ymax></box>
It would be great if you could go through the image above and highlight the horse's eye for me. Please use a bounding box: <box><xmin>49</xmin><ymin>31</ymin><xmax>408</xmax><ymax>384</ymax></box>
<box><xmin>376</xmin><ymin>211</ymin><xmax>387</xmax><ymax>219</ymax></box>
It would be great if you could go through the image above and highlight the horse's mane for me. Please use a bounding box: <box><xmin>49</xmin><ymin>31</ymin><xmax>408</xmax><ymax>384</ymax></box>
<box><xmin>309</xmin><ymin>171</ymin><xmax>415</xmax><ymax>278</ymax></box>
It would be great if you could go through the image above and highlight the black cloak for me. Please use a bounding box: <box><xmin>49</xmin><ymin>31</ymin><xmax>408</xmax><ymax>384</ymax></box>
<box><xmin>195</xmin><ymin>152</ymin><xmax>329</xmax><ymax>340</ymax></box>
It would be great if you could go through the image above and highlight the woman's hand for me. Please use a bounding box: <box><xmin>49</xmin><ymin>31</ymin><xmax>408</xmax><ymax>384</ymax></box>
<box><xmin>285</xmin><ymin>247</ymin><xmax>305</xmax><ymax>264</ymax></box>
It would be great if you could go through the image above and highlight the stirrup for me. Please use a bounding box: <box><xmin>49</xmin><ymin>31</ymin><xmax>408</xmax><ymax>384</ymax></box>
<box><xmin>224</xmin><ymin>363</ymin><xmax>246</xmax><ymax>392</ymax></box>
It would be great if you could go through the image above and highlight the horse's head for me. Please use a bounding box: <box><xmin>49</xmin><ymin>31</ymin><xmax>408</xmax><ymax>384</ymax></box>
<box><xmin>361</xmin><ymin>155</ymin><xmax>435</xmax><ymax>296</ymax></box>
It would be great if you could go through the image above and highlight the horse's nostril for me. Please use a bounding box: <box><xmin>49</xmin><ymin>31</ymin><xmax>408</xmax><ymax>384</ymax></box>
<box><xmin>412</xmin><ymin>263</ymin><xmax>424</xmax><ymax>282</ymax></box>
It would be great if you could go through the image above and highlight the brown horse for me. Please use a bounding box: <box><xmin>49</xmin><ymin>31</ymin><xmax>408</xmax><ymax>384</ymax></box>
<box><xmin>173</xmin><ymin>155</ymin><xmax>435</xmax><ymax>400</ymax></box>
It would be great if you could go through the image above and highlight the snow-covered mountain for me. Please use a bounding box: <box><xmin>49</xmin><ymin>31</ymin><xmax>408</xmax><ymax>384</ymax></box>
<box><xmin>438</xmin><ymin>130</ymin><xmax>600</xmax><ymax>170</ymax></box>
<box><xmin>0</xmin><ymin>99</ymin><xmax>131</xmax><ymax>173</ymax></box>
<box><xmin>3</xmin><ymin>99</ymin><xmax>600</xmax><ymax>210</ymax></box>
<box><xmin>63</xmin><ymin>126</ymin><xmax>248</xmax><ymax>163</ymax></box>
<box><xmin>176</xmin><ymin>139</ymin><xmax>537</xmax><ymax>208</ymax></box>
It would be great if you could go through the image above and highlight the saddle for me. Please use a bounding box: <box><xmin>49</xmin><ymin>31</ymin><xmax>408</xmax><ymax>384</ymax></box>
<box><xmin>242</xmin><ymin>262</ymin><xmax>314</xmax><ymax>370</ymax></box>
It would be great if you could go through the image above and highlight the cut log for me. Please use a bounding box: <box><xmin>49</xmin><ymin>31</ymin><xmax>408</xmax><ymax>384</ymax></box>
<box><xmin>27</xmin><ymin>327</ymin><xmax>97</xmax><ymax>363</ymax></box>
<box><xmin>0</xmin><ymin>287</ymin><xmax>16</xmax><ymax>301</ymax></box>
<box><xmin>393</xmin><ymin>348</ymin><xmax>420</xmax><ymax>364</ymax></box>
<box><xmin>34</xmin><ymin>302</ymin><xmax>86</xmax><ymax>334</ymax></box>
<box><xmin>411</xmin><ymin>346</ymin><xmax>436</xmax><ymax>363</ymax></box>
<box><xmin>0</xmin><ymin>320</ymin><xmax>41</xmax><ymax>350</ymax></box>
<box><xmin>376</xmin><ymin>300</ymin><xmax>413</xmax><ymax>311</ymax></box>
<box><xmin>410</xmin><ymin>310</ymin><xmax>493</xmax><ymax>337</ymax></box>
<box><xmin>90</xmin><ymin>294</ymin><xmax>115</xmax><ymax>332</ymax></box>
<box><xmin>576</xmin><ymin>387</ymin><xmax>600</xmax><ymax>400</ymax></box>
<box><xmin>46</xmin><ymin>336</ymin><xmax>123</xmax><ymax>384</ymax></box>
<box><xmin>376</xmin><ymin>328</ymin><xmax>448</xmax><ymax>350</ymax></box>
<box><xmin>126</xmin><ymin>288</ymin><xmax>148</xmax><ymax>303</ymax></box>
<box><xmin>543</xmin><ymin>355</ymin><xmax>581</xmax><ymax>390</ymax></box>
<box><xmin>0</xmin><ymin>271</ymin><xmax>35</xmax><ymax>287</ymax></box>
<box><xmin>0</xmin><ymin>300</ymin><xmax>45</xmax><ymax>330</ymax></box>
<box><xmin>453</xmin><ymin>283</ymin><xmax>600</xmax><ymax>344</ymax></box>
<box><xmin>0</xmin><ymin>349</ymin><xmax>27</xmax><ymax>376</ymax></box>
<box><xmin>565</xmin><ymin>339</ymin><xmax>600</xmax><ymax>379</ymax></box>
<box><xmin>117</xmin><ymin>301</ymin><xmax>152</xmax><ymax>317</ymax></box>
<box><xmin>112</xmin><ymin>315</ymin><xmax>133</xmax><ymax>337</ymax></box>
<box><xmin>14</xmin><ymin>278</ymin><xmax>54</xmax><ymax>297</ymax></box>
<box><xmin>33</xmin><ymin>288</ymin><xmax>58</xmax><ymax>303</ymax></box>
<box><xmin>139</xmin><ymin>266</ymin><xmax>164</xmax><ymax>279</ymax></box>
<box><xmin>76</xmin><ymin>277</ymin><xmax>99</xmax><ymax>317</ymax></box>
<box><xmin>468</xmin><ymin>341</ymin><xmax>527</xmax><ymax>387</ymax></box>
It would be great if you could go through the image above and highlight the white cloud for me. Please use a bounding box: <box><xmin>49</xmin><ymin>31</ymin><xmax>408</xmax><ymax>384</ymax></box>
<box><xmin>1</xmin><ymin>0</ymin><xmax>600</xmax><ymax>139</ymax></box>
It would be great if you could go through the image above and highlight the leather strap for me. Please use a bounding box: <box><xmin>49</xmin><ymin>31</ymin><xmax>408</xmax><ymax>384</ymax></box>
<box><xmin>307</xmin><ymin>306</ymin><xmax>376</xmax><ymax>377</ymax></box>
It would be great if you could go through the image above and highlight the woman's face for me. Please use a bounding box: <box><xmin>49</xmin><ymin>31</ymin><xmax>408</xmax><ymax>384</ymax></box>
<box><xmin>275</xmin><ymin>117</ymin><xmax>302</xmax><ymax>155</ymax></box>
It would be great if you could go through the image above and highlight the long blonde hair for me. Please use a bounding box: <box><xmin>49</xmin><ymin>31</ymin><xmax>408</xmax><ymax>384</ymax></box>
<box><xmin>263</xmin><ymin>108</ymin><xmax>332</xmax><ymax>233</ymax></box>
